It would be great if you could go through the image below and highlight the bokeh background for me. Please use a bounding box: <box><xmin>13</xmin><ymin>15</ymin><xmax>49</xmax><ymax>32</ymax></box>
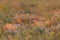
<box><xmin>0</xmin><ymin>0</ymin><xmax>60</xmax><ymax>40</ymax></box>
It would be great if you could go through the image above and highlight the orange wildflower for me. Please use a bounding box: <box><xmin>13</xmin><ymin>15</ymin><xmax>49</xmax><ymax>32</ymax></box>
<box><xmin>3</xmin><ymin>24</ymin><xmax>16</xmax><ymax>31</ymax></box>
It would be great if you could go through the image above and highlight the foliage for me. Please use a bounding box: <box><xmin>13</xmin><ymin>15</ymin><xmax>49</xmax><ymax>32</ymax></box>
<box><xmin>0</xmin><ymin>0</ymin><xmax>60</xmax><ymax>40</ymax></box>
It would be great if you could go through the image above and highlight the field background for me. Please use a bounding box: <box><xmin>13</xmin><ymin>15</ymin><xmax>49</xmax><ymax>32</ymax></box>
<box><xmin>0</xmin><ymin>0</ymin><xmax>60</xmax><ymax>40</ymax></box>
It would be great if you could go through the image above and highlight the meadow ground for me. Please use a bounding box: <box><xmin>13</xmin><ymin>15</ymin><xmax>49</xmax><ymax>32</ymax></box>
<box><xmin>0</xmin><ymin>0</ymin><xmax>60</xmax><ymax>40</ymax></box>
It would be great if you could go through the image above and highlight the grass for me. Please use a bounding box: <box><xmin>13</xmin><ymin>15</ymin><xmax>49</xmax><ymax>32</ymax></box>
<box><xmin>0</xmin><ymin>0</ymin><xmax>60</xmax><ymax>40</ymax></box>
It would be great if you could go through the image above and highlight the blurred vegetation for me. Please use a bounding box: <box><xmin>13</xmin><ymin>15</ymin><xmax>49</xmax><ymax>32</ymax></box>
<box><xmin>0</xmin><ymin>0</ymin><xmax>60</xmax><ymax>40</ymax></box>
